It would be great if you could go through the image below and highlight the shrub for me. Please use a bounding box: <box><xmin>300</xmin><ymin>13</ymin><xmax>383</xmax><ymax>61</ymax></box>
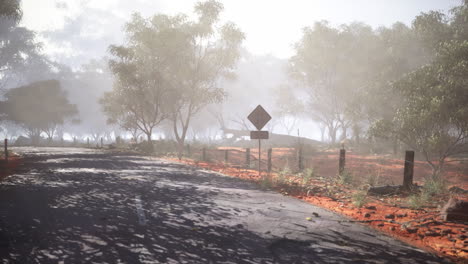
<box><xmin>366</xmin><ymin>171</ymin><xmax>381</xmax><ymax>187</ymax></box>
<box><xmin>352</xmin><ymin>191</ymin><xmax>368</xmax><ymax>208</ymax></box>
<box><xmin>277</xmin><ymin>165</ymin><xmax>291</xmax><ymax>185</ymax></box>
<box><xmin>423</xmin><ymin>177</ymin><xmax>446</xmax><ymax>196</ymax></box>
<box><xmin>301</xmin><ymin>167</ymin><xmax>317</xmax><ymax>185</ymax></box>
<box><xmin>260</xmin><ymin>175</ymin><xmax>273</xmax><ymax>189</ymax></box>
<box><xmin>408</xmin><ymin>192</ymin><xmax>430</xmax><ymax>209</ymax></box>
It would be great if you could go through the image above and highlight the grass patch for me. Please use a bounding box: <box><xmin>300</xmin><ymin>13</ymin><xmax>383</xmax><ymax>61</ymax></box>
<box><xmin>338</xmin><ymin>170</ymin><xmax>353</xmax><ymax>185</ymax></box>
<box><xmin>407</xmin><ymin>177</ymin><xmax>446</xmax><ymax>209</ymax></box>
<box><xmin>408</xmin><ymin>191</ymin><xmax>430</xmax><ymax>209</ymax></box>
<box><xmin>366</xmin><ymin>170</ymin><xmax>380</xmax><ymax>187</ymax></box>
<box><xmin>301</xmin><ymin>167</ymin><xmax>317</xmax><ymax>186</ymax></box>
<box><xmin>260</xmin><ymin>175</ymin><xmax>273</xmax><ymax>189</ymax></box>
<box><xmin>352</xmin><ymin>191</ymin><xmax>368</xmax><ymax>208</ymax></box>
<box><xmin>277</xmin><ymin>165</ymin><xmax>291</xmax><ymax>185</ymax></box>
<box><xmin>423</xmin><ymin>177</ymin><xmax>446</xmax><ymax>196</ymax></box>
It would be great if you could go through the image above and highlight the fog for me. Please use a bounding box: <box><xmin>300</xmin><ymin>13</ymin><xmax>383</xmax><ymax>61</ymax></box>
<box><xmin>2</xmin><ymin>2</ymin><xmax>468</xmax><ymax>262</ymax></box>
<box><xmin>0</xmin><ymin>0</ymin><xmax>466</xmax><ymax>159</ymax></box>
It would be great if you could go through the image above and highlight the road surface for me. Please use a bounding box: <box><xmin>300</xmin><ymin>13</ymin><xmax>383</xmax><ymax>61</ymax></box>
<box><xmin>0</xmin><ymin>147</ymin><xmax>449</xmax><ymax>263</ymax></box>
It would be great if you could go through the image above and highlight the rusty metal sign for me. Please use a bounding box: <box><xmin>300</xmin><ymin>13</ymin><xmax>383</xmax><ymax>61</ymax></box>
<box><xmin>250</xmin><ymin>131</ymin><xmax>269</xmax><ymax>140</ymax></box>
<box><xmin>247</xmin><ymin>105</ymin><xmax>271</xmax><ymax>131</ymax></box>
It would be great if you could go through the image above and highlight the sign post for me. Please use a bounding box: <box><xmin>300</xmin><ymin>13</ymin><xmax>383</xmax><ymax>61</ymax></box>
<box><xmin>4</xmin><ymin>139</ymin><xmax>8</xmax><ymax>163</ymax></box>
<box><xmin>247</xmin><ymin>105</ymin><xmax>271</xmax><ymax>176</ymax></box>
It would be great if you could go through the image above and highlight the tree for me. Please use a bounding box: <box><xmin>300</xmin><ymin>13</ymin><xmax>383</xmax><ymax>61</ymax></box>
<box><xmin>0</xmin><ymin>0</ymin><xmax>48</xmax><ymax>93</ymax></box>
<box><xmin>290</xmin><ymin>22</ymin><xmax>378</xmax><ymax>143</ymax></box>
<box><xmin>0</xmin><ymin>0</ymin><xmax>21</xmax><ymax>21</ymax></box>
<box><xmin>361</xmin><ymin>22</ymin><xmax>428</xmax><ymax>153</ymax></box>
<box><xmin>103</xmin><ymin>1</ymin><xmax>244</xmax><ymax>156</ymax></box>
<box><xmin>274</xmin><ymin>84</ymin><xmax>304</xmax><ymax>135</ymax></box>
<box><xmin>0</xmin><ymin>0</ymin><xmax>44</xmax><ymax>90</ymax></box>
<box><xmin>0</xmin><ymin>80</ymin><xmax>78</xmax><ymax>145</ymax></box>
<box><xmin>166</xmin><ymin>0</ymin><xmax>244</xmax><ymax>158</ymax></box>
<box><xmin>101</xmin><ymin>13</ymin><xmax>179</xmax><ymax>144</ymax></box>
<box><xmin>371</xmin><ymin>41</ymin><xmax>468</xmax><ymax>178</ymax></box>
<box><xmin>412</xmin><ymin>11</ymin><xmax>452</xmax><ymax>54</ymax></box>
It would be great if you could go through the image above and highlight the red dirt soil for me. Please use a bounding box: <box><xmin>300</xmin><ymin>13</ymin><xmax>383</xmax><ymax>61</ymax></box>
<box><xmin>194</xmin><ymin>147</ymin><xmax>468</xmax><ymax>189</ymax></box>
<box><xmin>0</xmin><ymin>155</ymin><xmax>21</xmax><ymax>180</ymax></box>
<box><xmin>166</xmin><ymin>156</ymin><xmax>468</xmax><ymax>264</ymax></box>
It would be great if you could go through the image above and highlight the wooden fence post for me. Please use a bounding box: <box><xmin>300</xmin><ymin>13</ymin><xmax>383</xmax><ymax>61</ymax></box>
<box><xmin>267</xmin><ymin>148</ymin><xmax>272</xmax><ymax>173</ymax></box>
<box><xmin>246</xmin><ymin>148</ymin><xmax>250</xmax><ymax>168</ymax></box>
<box><xmin>202</xmin><ymin>148</ymin><xmax>206</xmax><ymax>162</ymax></box>
<box><xmin>403</xmin><ymin>150</ymin><xmax>415</xmax><ymax>190</ymax></box>
<box><xmin>4</xmin><ymin>139</ymin><xmax>8</xmax><ymax>163</ymax></box>
<box><xmin>339</xmin><ymin>149</ymin><xmax>346</xmax><ymax>175</ymax></box>
<box><xmin>224</xmin><ymin>149</ymin><xmax>229</xmax><ymax>164</ymax></box>
<box><xmin>298</xmin><ymin>147</ymin><xmax>304</xmax><ymax>171</ymax></box>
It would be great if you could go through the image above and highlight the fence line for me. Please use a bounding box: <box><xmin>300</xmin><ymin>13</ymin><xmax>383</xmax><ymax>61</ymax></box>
<box><xmin>182</xmin><ymin>146</ymin><xmax>440</xmax><ymax>188</ymax></box>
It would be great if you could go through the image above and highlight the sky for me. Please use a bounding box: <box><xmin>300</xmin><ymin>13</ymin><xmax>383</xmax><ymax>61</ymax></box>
<box><xmin>21</xmin><ymin>0</ymin><xmax>462</xmax><ymax>63</ymax></box>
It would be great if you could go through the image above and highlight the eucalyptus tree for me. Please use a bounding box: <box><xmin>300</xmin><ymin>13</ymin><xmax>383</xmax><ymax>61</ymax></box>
<box><xmin>102</xmin><ymin>1</ymin><xmax>243</xmax><ymax>155</ymax></box>
<box><xmin>371</xmin><ymin>41</ymin><xmax>468</xmax><ymax>178</ymax></box>
<box><xmin>1</xmin><ymin>80</ymin><xmax>78</xmax><ymax>145</ymax></box>
<box><xmin>0</xmin><ymin>0</ymin><xmax>43</xmax><ymax>90</ymax></box>
<box><xmin>0</xmin><ymin>0</ymin><xmax>21</xmax><ymax>20</ymax></box>
<box><xmin>273</xmin><ymin>84</ymin><xmax>304</xmax><ymax>136</ymax></box>
<box><xmin>290</xmin><ymin>21</ymin><xmax>378</xmax><ymax>143</ymax></box>
<box><xmin>166</xmin><ymin>0</ymin><xmax>244</xmax><ymax>158</ymax></box>
<box><xmin>101</xmin><ymin>13</ymin><xmax>181</xmax><ymax>144</ymax></box>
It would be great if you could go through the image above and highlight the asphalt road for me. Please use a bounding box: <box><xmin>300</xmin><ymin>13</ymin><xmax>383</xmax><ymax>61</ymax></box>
<box><xmin>0</xmin><ymin>147</ymin><xmax>449</xmax><ymax>264</ymax></box>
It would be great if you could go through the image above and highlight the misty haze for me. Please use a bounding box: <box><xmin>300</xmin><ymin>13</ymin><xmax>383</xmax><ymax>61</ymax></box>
<box><xmin>0</xmin><ymin>0</ymin><xmax>467</xmax><ymax>263</ymax></box>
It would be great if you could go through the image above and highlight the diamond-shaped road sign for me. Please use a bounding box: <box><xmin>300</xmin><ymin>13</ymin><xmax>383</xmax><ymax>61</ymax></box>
<box><xmin>248</xmin><ymin>105</ymin><xmax>272</xmax><ymax>131</ymax></box>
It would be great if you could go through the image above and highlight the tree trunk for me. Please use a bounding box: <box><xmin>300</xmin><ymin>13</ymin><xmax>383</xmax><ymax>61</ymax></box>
<box><xmin>173</xmin><ymin>114</ymin><xmax>190</xmax><ymax>161</ymax></box>
<box><xmin>320</xmin><ymin>125</ymin><xmax>326</xmax><ymax>142</ymax></box>
<box><xmin>392</xmin><ymin>137</ymin><xmax>399</xmax><ymax>156</ymax></box>
<box><xmin>146</xmin><ymin>132</ymin><xmax>153</xmax><ymax>152</ymax></box>
<box><xmin>340</xmin><ymin>125</ymin><xmax>347</xmax><ymax>142</ymax></box>
<box><xmin>177</xmin><ymin>139</ymin><xmax>184</xmax><ymax>160</ymax></box>
<box><xmin>352</xmin><ymin>125</ymin><xmax>360</xmax><ymax>145</ymax></box>
<box><xmin>431</xmin><ymin>159</ymin><xmax>445</xmax><ymax>181</ymax></box>
<box><xmin>328</xmin><ymin>126</ymin><xmax>337</xmax><ymax>144</ymax></box>
<box><xmin>31</xmin><ymin>132</ymin><xmax>41</xmax><ymax>146</ymax></box>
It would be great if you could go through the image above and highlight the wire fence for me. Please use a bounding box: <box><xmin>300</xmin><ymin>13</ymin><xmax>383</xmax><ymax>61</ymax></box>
<box><xmin>2</xmin><ymin>138</ymin><xmax>467</xmax><ymax>188</ymax></box>
<box><xmin>184</xmin><ymin>146</ymin><xmax>468</xmax><ymax>188</ymax></box>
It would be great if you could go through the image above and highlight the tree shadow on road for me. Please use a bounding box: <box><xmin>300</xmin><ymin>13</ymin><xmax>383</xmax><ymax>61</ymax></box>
<box><xmin>0</xmin><ymin>151</ymin><xmax>450</xmax><ymax>263</ymax></box>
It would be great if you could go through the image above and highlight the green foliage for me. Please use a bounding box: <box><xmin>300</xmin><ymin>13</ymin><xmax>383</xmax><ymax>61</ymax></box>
<box><xmin>301</xmin><ymin>167</ymin><xmax>317</xmax><ymax>185</ymax></box>
<box><xmin>1</xmin><ymin>80</ymin><xmax>78</xmax><ymax>145</ymax></box>
<box><xmin>0</xmin><ymin>1</ymin><xmax>43</xmax><ymax>89</ymax></box>
<box><xmin>277</xmin><ymin>165</ymin><xmax>291</xmax><ymax>185</ymax></box>
<box><xmin>290</xmin><ymin>20</ymin><xmax>427</xmax><ymax>145</ymax></box>
<box><xmin>102</xmin><ymin>1</ymin><xmax>244</xmax><ymax>158</ymax></box>
<box><xmin>352</xmin><ymin>191</ymin><xmax>368</xmax><ymax>208</ymax></box>
<box><xmin>408</xmin><ymin>192</ymin><xmax>430</xmax><ymax>210</ymax></box>
<box><xmin>260</xmin><ymin>175</ymin><xmax>273</xmax><ymax>189</ymax></box>
<box><xmin>368</xmin><ymin>38</ymin><xmax>468</xmax><ymax>176</ymax></box>
<box><xmin>423</xmin><ymin>177</ymin><xmax>447</xmax><ymax>196</ymax></box>
<box><xmin>407</xmin><ymin>178</ymin><xmax>445</xmax><ymax>209</ymax></box>
<box><xmin>0</xmin><ymin>0</ymin><xmax>21</xmax><ymax>21</ymax></box>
